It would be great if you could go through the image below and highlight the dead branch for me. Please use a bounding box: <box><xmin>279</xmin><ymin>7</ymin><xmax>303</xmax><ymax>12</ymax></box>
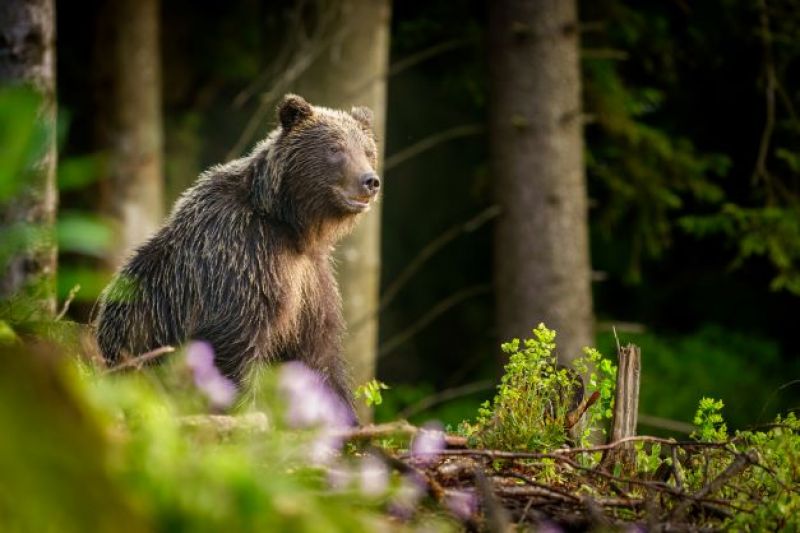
<box><xmin>347</xmin><ymin>38</ymin><xmax>473</xmax><ymax>100</ymax></box>
<box><xmin>377</xmin><ymin>284</ymin><xmax>492</xmax><ymax>358</ymax></box>
<box><xmin>602</xmin><ymin>344</ymin><xmax>641</xmax><ymax>469</ymax></box>
<box><xmin>103</xmin><ymin>345</ymin><xmax>175</xmax><ymax>374</ymax></box>
<box><xmin>55</xmin><ymin>284</ymin><xmax>80</xmax><ymax>321</ymax></box>
<box><xmin>384</xmin><ymin>124</ymin><xmax>484</xmax><ymax>171</ymax></box>
<box><xmin>351</xmin><ymin>206</ymin><xmax>500</xmax><ymax>335</ymax></box>
<box><xmin>671</xmin><ymin>450</ymin><xmax>758</xmax><ymax>521</ymax></box>
<box><xmin>226</xmin><ymin>0</ymin><xmax>353</xmax><ymax>159</ymax></box>
<box><xmin>397</xmin><ymin>379</ymin><xmax>494</xmax><ymax>420</ymax></box>
<box><xmin>752</xmin><ymin>0</ymin><xmax>777</xmax><ymax>199</ymax></box>
<box><xmin>334</xmin><ymin>421</ymin><xmax>468</xmax><ymax>448</ymax></box>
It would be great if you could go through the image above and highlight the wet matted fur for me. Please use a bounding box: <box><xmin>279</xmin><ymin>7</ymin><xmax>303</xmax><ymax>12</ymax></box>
<box><xmin>94</xmin><ymin>94</ymin><xmax>380</xmax><ymax>409</ymax></box>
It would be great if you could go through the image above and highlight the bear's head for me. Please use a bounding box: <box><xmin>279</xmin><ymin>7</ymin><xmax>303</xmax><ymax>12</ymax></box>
<box><xmin>253</xmin><ymin>94</ymin><xmax>380</xmax><ymax>242</ymax></box>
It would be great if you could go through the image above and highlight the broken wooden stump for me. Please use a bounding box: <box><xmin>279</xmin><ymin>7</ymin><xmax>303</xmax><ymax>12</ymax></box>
<box><xmin>602</xmin><ymin>343</ymin><xmax>641</xmax><ymax>471</ymax></box>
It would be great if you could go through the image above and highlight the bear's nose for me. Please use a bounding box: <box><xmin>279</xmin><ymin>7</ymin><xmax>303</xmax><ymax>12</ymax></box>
<box><xmin>361</xmin><ymin>173</ymin><xmax>381</xmax><ymax>195</ymax></box>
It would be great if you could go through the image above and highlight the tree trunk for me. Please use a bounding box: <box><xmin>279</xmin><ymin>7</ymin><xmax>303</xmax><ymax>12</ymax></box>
<box><xmin>0</xmin><ymin>0</ymin><xmax>58</xmax><ymax>319</ymax></box>
<box><xmin>488</xmin><ymin>0</ymin><xmax>593</xmax><ymax>365</ymax></box>
<box><xmin>94</xmin><ymin>0</ymin><xmax>164</xmax><ymax>269</ymax></box>
<box><xmin>291</xmin><ymin>0</ymin><xmax>391</xmax><ymax>420</ymax></box>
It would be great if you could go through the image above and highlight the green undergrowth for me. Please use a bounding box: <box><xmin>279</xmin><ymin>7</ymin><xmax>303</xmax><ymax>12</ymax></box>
<box><xmin>458</xmin><ymin>324</ymin><xmax>617</xmax><ymax>450</ymax></box>
<box><xmin>0</xmin><ymin>339</ymin><xmax>452</xmax><ymax>533</ymax></box>
<box><xmin>1</xmin><ymin>323</ymin><xmax>798</xmax><ymax>531</ymax></box>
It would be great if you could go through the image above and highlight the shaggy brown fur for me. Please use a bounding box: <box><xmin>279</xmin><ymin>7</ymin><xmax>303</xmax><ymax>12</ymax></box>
<box><xmin>94</xmin><ymin>95</ymin><xmax>380</xmax><ymax>410</ymax></box>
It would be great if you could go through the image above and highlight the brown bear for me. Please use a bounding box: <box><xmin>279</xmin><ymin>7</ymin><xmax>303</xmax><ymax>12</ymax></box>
<box><xmin>94</xmin><ymin>94</ymin><xmax>380</xmax><ymax>411</ymax></box>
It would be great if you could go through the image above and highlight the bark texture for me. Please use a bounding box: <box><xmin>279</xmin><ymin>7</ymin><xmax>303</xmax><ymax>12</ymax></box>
<box><xmin>94</xmin><ymin>0</ymin><xmax>164</xmax><ymax>269</ymax></box>
<box><xmin>291</xmin><ymin>0</ymin><xmax>391</xmax><ymax>420</ymax></box>
<box><xmin>0</xmin><ymin>0</ymin><xmax>57</xmax><ymax>318</ymax></box>
<box><xmin>489</xmin><ymin>0</ymin><xmax>593</xmax><ymax>364</ymax></box>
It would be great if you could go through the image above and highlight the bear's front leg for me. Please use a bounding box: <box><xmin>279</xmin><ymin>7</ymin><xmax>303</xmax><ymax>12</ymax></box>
<box><xmin>287</xmin><ymin>288</ymin><xmax>357</xmax><ymax>425</ymax></box>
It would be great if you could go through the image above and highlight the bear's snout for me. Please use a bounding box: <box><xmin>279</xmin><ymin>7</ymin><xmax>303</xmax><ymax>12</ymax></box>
<box><xmin>360</xmin><ymin>172</ymin><xmax>381</xmax><ymax>196</ymax></box>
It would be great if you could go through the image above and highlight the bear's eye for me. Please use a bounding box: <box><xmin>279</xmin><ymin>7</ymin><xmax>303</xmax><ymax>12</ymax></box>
<box><xmin>365</xmin><ymin>147</ymin><xmax>376</xmax><ymax>159</ymax></box>
<box><xmin>328</xmin><ymin>144</ymin><xmax>344</xmax><ymax>156</ymax></box>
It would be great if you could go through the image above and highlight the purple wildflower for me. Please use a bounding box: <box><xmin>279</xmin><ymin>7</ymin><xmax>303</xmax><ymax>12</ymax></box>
<box><xmin>327</xmin><ymin>465</ymin><xmax>354</xmax><ymax>491</ymax></box>
<box><xmin>309</xmin><ymin>431</ymin><xmax>344</xmax><ymax>465</ymax></box>
<box><xmin>185</xmin><ymin>341</ymin><xmax>236</xmax><ymax>409</ymax></box>
<box><xmin>389</xmin><ymin>473</ymin><xmax>425</xmax><ymax>519</ymax></box>
<box><xmin>279</xmin><ymin>361</ymin><xmax>354</xmax><ymax>429</ymax></box>
<box><xmin>411</xmin><ymin>421</ymin><xmax>446</xmax><ymax>464</ymax></box>
<box><xmin>445</xmin><ymin>490</ymin><xmax>477</xmax><ymax>520</ymax></box>
<box><xmin>359</xmin><ymin>456</ymin><xmax>389</xmax><ymax>496</ymax></box>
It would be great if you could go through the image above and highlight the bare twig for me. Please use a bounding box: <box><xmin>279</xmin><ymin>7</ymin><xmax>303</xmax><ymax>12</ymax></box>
<box><xmin>55</xmin><ymin>284</ymin><xmax>80</xmax><ymax>321</ymax></box>
<box><xmin>565</xmin><ymin>390</ymin><xmax>600</xmax><ymax>429</ymax></box>
<box><xmin>103</xmin><ymin>346</ymin><xmax>175</xmax><ymax>374</ymax></box>
<box><xmin>226</xmin><ymin>1</ymin><xmax>354</xmax><ymax>159</ymax></box>
<box><xmin>349</xmin><ymin>206</ymin><xmax>499</xmax><ymax>339</ymax></box>
<box><xmin>370</xmin><ymin>445</ymin><xmax>446</xmax><ymax>502</ymax></box>
<box><xmin>752</xmin><ymin>0</ymin><xmax>777</xmax><ymax>199</ymax></box>
<box><xmin>671</xmin><ymin>450</ymin><xmax>758</xmax><ymax>520</ymax></box>
<box><xmin>506</xmin><ymin>473</ymin><xmax>580</xmax><ymax>502</ymax></box>
<box><xmin>378</xmin><ymin>284</ymin><xmax>492</xmax><ymax>358</ymax></box>
<box><xmin>397</xmin><ymin>379</ymin><xmax>494</xmax><ymax>420</ymax></box>
<box><xmin>333</xmin><ymin>421</ymin><xmax>467</xmax><ymax>448</ymax></box>
<box><xmin>384</xmin><ymin>124</ymin><xmax>484</xmax><ymax>171</ymax></box>
<box><xmin>671</xmin><ymin>446</ymin><xmax>684</xmax><ymax>491</ymax></box>
<box><xmin>359</xmin><ymin>206</ymin><xmax>499</xmax><ymax>327</ymax></box>
<box><xmin>347</xmin><ymin>38</ymin><xmax>473</xmax><ymax>99</ymax></box>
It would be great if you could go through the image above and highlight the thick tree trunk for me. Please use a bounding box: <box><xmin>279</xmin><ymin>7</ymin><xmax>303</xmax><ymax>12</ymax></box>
<box><xmin>0</xmin><ymin>0</ymin><xmax>57</xmax><ymax>319</ymax></box>
<box><xmin>489</xmin><ymin>0</ymin><xmax>593</xmax><ymax>365</ymax></box>
<box><xmin>94</xmin><ymin>0</ymin><xmax>164</xmax><ymax>269</ymax></box>
<box><xmin>292</xmin><ymin>0</ymin><xmax>391</xmax><ymax>420</ymax></box>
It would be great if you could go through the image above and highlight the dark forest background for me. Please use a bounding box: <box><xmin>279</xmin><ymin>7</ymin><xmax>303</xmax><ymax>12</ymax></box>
<box><xmin>12</xmin><ymin>0</ymin><xmax>800</xmax><ymax>432</ymax></box>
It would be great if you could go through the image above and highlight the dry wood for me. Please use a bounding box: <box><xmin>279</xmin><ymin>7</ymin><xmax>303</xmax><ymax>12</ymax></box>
<box><xmin>602</xmin><ymin>343</ymin><xmax>642</xmax><ymax>470</ymax></box>
<box><xmin>103</xmin><ymin>346</ymin><xmax>175</xmax><ymax>374</ymax></box>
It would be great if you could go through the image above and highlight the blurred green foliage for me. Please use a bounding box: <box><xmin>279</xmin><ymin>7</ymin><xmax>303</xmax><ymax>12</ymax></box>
<box><xmin>0</xmin><ymin>341</ymin><xmax>456</xmax><ymax>532</ymax></box>
<box><xmin>0</xmin><ymin>88</ymin><xmax>45</xmax><ymax>202</ymax></box>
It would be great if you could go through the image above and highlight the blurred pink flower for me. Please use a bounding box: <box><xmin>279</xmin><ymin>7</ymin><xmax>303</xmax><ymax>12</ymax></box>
<box><xmin>326</xmin><ymin>456</ymin><xmax>388</xmax><ymax>496</ymax></box>
<box><xmin>411</xmin><ymin>422</ymin><xmax>446</xmax><ymax>464</ymax></box>
<box><xmin>389</xmin><ymin>474</ymin><xmax>425</xmax><ymax>519</ymax></box>
<box><xmin>309</xmin><ymin>431</ymin><xmax>343</xmax><ymax>465</ymax></box>
<box><xmin>359</xmin><ymin>456</ymin><xmax>389</xmax><ymax>496</ymax></box>
<box><xmin>185</xmin><ymin>341</ymin><xmax>236</xmax><ymax>408</ymax></box>
<box><xmin>279</xmin><ymin>361</ymin><xmax>354</xmax><ymax>429</ymax></box>
<box><xmin>445</xmin><ymin>489</ymin><xmax>477</xmax><ymax>520</ymax></box>
<box><xmin>327</xmin><ymin>465</ymin><xmax>354</xmax><ymax>491</ymax></box>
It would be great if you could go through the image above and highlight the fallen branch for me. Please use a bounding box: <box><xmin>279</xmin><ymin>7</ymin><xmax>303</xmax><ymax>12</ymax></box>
<box><xmin>103</xmin><ymin>346</ymin><xmax>175</xmax><ymax>374</ymax></box>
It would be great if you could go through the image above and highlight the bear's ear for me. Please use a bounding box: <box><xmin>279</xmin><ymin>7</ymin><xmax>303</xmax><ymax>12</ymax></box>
<box><xmin>278</xmin><ymin>94</ymin><xmax>313</xmax><ymax>132</ymax></box>
<box><xmin>350</xmin><ymin>106</ymin><xmax>373</xmax><ymax>129</ymax></box>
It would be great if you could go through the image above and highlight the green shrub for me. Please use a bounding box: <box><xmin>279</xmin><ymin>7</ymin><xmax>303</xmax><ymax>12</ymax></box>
<box><xmin>458</xmin><ymin>324</ymin><xmax>616</xmax><ymax>450</ymax></box>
